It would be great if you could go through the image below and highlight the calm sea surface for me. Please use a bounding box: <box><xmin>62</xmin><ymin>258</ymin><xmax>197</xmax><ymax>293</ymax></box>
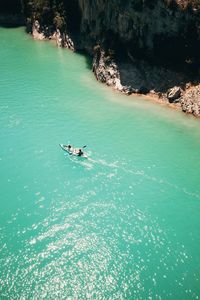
<box><xmin>0</xmin><ymin>27</ymin><xmax>200</xmax><ymax>299</ymax></box>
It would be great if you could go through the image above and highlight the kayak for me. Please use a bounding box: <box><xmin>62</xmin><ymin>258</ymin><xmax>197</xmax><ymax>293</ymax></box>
<box><xmin>59</xmin><ymin>144</ymin><xmax>88</xmax><ymax>158</ymax></box>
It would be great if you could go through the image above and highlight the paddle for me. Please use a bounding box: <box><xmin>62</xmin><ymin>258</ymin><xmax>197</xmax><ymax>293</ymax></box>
<box><xmin>82</xmin><ymin>145</ymin><xmax>87</xmax><ymax>149</ymax></box>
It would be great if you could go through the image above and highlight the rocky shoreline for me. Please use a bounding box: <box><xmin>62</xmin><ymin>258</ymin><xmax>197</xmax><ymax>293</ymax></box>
<box><xmin>1</xmin><ymin>0</ymin><xmax>200</xmax><ymax>118</ymax></box>
<box><xmin>29</xmin><ymin>17</ymin><xmax>200</xmax><ymax>117</ymax></box>
<box><xmin>91</xmin><ymin>42</ymin><xmax>200</xmax><ymax>116</ymax></box>
<box><xmin>93</xmin><ymin>46</ymin><xmax>200</xmax><ymax>116</ymax></box>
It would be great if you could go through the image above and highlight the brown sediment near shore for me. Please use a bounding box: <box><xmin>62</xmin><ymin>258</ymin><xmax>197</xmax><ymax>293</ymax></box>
<box><xmin>128</xmin><ymin>84</ymin><xmax>200</xmax><ymax>119</ymax></box>
<box><xmin>132</xmin><ymin>92</ymin><xmax>181</xmax><ymax>110</ymax></box>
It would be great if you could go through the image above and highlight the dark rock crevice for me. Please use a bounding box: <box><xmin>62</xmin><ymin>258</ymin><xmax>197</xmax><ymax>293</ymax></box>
<box><xmin>63</xmin><ymin>0</ymin><xmax>82</xmax><ymax>34</ymax></box>
<box><xmin>0</xmin><ymin>0</ymin><xmax>22</xmax><ymax>14</ymax></box>
<box><xmin>0</xmin><ymin>0</ymin><xmax>25</xmax><ymax>27</ymax></box>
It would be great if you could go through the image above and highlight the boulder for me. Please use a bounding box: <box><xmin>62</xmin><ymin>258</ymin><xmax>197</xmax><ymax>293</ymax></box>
<box><xmin>32</xmin><ymin>20</ymin><xmax>45</xmax><ymax>40</ymax></box>
<box><xmin>181</xmin><ymin>85</ymin><xmax>200</xmax><ymax>116</ymax></box>
<box><xmin>167</xmin><ymin>86</ymin><xmax>181</xmax><ymax>102</ymax></box>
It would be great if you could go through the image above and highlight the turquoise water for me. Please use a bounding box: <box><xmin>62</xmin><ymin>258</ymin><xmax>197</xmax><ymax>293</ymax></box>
<box><xmin>0</xmin><ymin>27</ymin><xmax>200</xmax><ymax>299</ymax></box>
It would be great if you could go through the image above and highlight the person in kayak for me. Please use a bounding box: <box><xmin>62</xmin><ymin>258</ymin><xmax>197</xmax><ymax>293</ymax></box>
<box><xmin>68</xmin><ymin>145</ymin><xmax>83</xmax><ymax>156</ymax></box>
<box><xmin>77</xmin><ymin>148</ymin><xmax>83</xmax><ymax>156</ymax></box>
<box><xmin>66</xmin><ymin>144</ymin><xmax>74</xmax><ymax>154</ymax></box>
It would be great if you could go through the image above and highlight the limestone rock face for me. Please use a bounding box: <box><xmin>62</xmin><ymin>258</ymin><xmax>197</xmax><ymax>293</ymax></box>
<box><xmin>92</xmin><ymin>46</ymin><xmax>123</xmax><ymax>91</ymax></box>
<box><xmin>181</xmin><ymin>86</ymin><xmax>200</xmax><ymax>116</ymax></box>
<box><xmin>78</xmin><ymin>0</ymin><xmax>200</xmax><ymax>66</ymax></box>
<box><xmin>32</xmin><ymin>20</ymin><xmax>45</xmax><ymax>40</ymax></box>
<box><xmin>21</xmin><ymin>0</ymin><xmax>200</xmax><ymax>67</ymax></box>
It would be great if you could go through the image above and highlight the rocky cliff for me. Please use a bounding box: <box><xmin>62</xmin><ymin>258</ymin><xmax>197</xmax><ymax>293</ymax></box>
<box><xmin>1</xmin><ymin>0</ymin><xmax>200</xmax><ymax>116</ymax></box>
